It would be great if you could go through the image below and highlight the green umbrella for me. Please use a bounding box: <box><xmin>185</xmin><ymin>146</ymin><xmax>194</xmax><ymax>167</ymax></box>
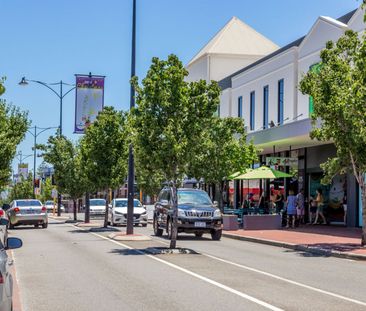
<box><xmin>227</xmin><ymin>169</ymin><xmax>252</xmax><ymax>180</ymax></box>
<box><xmin>234</xmin><ymin>166</ymin><xmax>292</xmax><ymax>180</ymax></box>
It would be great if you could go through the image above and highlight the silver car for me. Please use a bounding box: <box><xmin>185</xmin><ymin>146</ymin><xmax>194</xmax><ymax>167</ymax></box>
<box><xmin>0</xmin><ymin>216</ymin><xmax>23</xmax><ymax>311</ymax></box>
<box><xmin>108</xmin><ymin>199</ymin><xmax>148</xmax><ymax>226</ymax></box>
<box><xmin>89</xmin><ymin>199</ymin><xmax>106</xmax><ymax>216</ymax></box>
<box><xmin>7</xmin><ymin>200</ymin><xmax>48</xmax><ymax>229</ymax></box>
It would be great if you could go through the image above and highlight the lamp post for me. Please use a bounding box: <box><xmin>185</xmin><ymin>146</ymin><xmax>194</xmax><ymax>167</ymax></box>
<box><xmin>126</xmin><ymin>0</ymin><xmax>137</xmax><ymax>235</ymax></box>
<box><xmin>19</xmin><ymin>78</ymin><xmax>75</xmax><ymax>215</ymax></box>
<box><xmin>27</xmin><ymin>126</ymin><xmax>58</xmax><ymax>199</ymax></box>
<box><xmin>15</xmin><ymin>151</ymin><xmax>33</xmax><ymax>165</ymax></box>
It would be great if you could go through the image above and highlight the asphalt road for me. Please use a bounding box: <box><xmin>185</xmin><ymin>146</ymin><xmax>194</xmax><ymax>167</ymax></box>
<box><xmin>9</xmin><ymin>218</ymin><xmax>366</xmax><ymax>311</ymax></box>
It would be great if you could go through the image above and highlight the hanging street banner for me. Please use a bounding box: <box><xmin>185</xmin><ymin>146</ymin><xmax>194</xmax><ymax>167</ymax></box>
<box><xmin>74</xmin><ymin>74</ymin><xmax>105</xmax><ymax>134</ymax></box>
<box><xmin>18</xmin><ymin>163</ymin><xmax>29</xmax><ymax>180</ymax></box>
<box><xmin>266</xmin><ymin>157</ymin><xmax>298</xmax><ymax>167</ymax></box>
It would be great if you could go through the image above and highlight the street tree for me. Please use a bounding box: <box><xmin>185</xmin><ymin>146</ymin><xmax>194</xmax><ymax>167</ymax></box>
<box><xmin>131</xmin><ymin>54</ymin><xmax>221</xmax><ymax>248</ymax></box>
<box><xmin>40</xmin><ymin>134</ymin><xmax>87</xmax><ymax>220</ymax></box>
<box><xmin>188</xmin><ymin>117</ymin><xmax>257</xmax><ymax>208</ymax></box>
<box><xmin>0</xmin><ymin>77</ymin><xmax>29</xmax><ymax>189</ymax></box>
<box><xmin>79</xmin><ymin>106</ymin><xmax>128</xmax><ymax>227</ymax></box>
<box><xmin>299</xmin><ymin>28</ymin><xmax>366</xmax><ymax>245</ymax></box>
<box><xmin>9</xmin><ymin>174</ymin><xmax>33</xmax><ymax>201</ymax></box>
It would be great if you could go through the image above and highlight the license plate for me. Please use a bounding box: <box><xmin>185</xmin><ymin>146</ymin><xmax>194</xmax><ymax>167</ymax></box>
<box><xmin>194</xmin><ymin>222</ymin><xmax>206</xmax><ymax>228</ymax></box>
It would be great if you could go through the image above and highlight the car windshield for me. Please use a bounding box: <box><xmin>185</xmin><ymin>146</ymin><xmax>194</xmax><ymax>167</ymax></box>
<box><xmin>16</xmin><ymin>200</ymin><xmax>42</xmax><ymax>207</ymax></box>
<box><xmin>115</xmin><ymin>200</ymin><xmax>142</xmax><ymax>208</ymax></box>
<box><xmin>177</xmin><ymin>190</ymin><xmax>212</xmax><ymax>205</ymax></box>
<box><xmin>90</xmin><ymin>199</ymin><xmax>106</xmax><ymax>206</ymax></box>
<box><xmin>45</xmin><ymin>201</ymin><xmax>53</xmax><ymax>205</ymax></box>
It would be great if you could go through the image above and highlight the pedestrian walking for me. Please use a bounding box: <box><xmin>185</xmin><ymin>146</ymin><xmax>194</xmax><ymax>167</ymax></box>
<box><xmin>313</xmin><ymin>188</ymin><xmax>327</xmax><ymax>225</ymax></box>
<box><xmin>285</xmin><ymin>190</ymin><xmax>297</xmax><ymax>228</ymax></box>
<box><xmin>296</xmin><ymin>189</ymin><xmax>305</xmax><ymax>225</ymax></box>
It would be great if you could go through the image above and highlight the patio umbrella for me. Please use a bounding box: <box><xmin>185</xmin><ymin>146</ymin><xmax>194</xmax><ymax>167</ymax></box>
<box><xmin>227</xmin><ymin>168</ymin><xmax>253</xmax><ymax>180</ymax></box>
<box><xmin>234</xmin><ymin>166</ymin><xmax>292</xmax><ymax>180</ymax></box>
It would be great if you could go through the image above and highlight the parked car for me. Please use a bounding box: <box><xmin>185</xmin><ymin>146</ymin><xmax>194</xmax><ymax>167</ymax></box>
<box><xmin>0</xmin><ymin>216</ymin><xmax>23</xmax><ymax>311</ymax></box>
<box><xmin>108</xmin><ymin>198</ymin><xmax>148</xmax><ymax>226</ymax></box>
<box><xmin>153</xmin><ymin>188</ymin><xmax>223</xmax><ymax>240</ymax></box>
<box><xmin>89</xmin><ymin>199</ymin><xmax>106</xmax><ymax>216</ymax></box>
<box><xmin>6</xmin><ymin>199</ymin><xmax>48</xmax><ymax>229</ymax></box>
<box><xmin>44</xmin><ymin>200</ymin><xmax>65</xmax><ymax>213</ymax></box>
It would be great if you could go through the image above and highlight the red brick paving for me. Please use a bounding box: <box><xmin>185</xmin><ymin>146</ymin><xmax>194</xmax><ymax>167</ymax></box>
<box><xmin>224</xmin><ymin>225</ymin><xmax>366</xmax><ymax>257</ymax></box>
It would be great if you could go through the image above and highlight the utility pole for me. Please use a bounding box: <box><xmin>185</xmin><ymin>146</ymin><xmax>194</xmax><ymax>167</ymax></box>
<box><xmin>126</xmin><ymin>0</ymin><xmax>136</xmax><ymax>235</ymax></box>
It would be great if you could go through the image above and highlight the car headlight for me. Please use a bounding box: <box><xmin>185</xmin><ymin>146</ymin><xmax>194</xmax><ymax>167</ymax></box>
<box><xmin>178</xmin><ymin>209</ymin><xmax>186</xmax><ymax>217</ymax></box>
<box><xmin>214</xmin><ymin>209</ymin><xmax>222</xmax><ymax>217</ymax></box>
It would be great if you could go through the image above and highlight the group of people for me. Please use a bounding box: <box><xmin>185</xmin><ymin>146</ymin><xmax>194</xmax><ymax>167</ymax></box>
<box><xmin>285</xmin><ymin>188</ymin><xmax>326</xmax><ymax>228</ymax></box>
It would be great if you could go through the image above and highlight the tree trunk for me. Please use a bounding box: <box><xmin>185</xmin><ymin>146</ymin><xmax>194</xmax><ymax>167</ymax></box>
<box><xmin>361</xmin><ymin>183</ymin><xmax>366</xmax><ymax>246</ymax></box>
<box><xmin>170</xmin><ymin>182</ymin><xmax>178</xmax><ymax>249</ymax></box>
<box><xmin>104</xmin><ymin>190</ymin><xmax>109</xmax><ymax>228</ymax></box>
<box><xmin>73</xmin><ymin>199</ymin><xmax>77</xmax><ymax>221</ymax></box>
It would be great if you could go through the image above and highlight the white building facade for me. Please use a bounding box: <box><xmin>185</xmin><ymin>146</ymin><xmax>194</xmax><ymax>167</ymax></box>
<box><xmin>188</xmin><ymin>7</ymin><xmax>365</xmax><ymax>227</ymax></box>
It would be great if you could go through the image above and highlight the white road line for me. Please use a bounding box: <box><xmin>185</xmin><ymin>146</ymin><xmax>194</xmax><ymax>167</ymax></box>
<box><xmin>149</xmin><ymin>236</ymin><xmax>366</xmax><ymax>307</ymax></box>
<box><xmin>73</xmin><ymin>226</ymin><xmax>283</xmax><ymax>311</ymax></box>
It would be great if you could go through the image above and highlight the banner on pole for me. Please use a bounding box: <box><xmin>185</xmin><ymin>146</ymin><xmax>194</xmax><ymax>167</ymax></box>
<box><xmin>18</xmin><ymin>163</ymin><xmax>29</xmax><ymax>180</ymax></box>
<box><xmin>74</xmin><ymin>74</ymin><xmax>105</xmax><ymax>134</ymax></box>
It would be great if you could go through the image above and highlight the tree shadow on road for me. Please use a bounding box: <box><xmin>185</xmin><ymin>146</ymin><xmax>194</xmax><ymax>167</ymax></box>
<box><xmin>109</xmin><ymin>246</ymin><xmax>200</xmax><ymax>256</ymax></box>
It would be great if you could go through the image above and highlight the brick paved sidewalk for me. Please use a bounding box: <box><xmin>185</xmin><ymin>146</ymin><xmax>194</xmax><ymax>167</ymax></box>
<box><xmin>223</xmin><ymin>225</ymin><xmax>366</xmax><ymax>260</ymax></box>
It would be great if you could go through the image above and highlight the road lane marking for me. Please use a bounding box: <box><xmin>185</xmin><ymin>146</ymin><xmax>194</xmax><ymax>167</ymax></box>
<box><xmin>73</xmin><ymin>226</ymin><xmax>283</xmax><ymax>311</ymax></box>
<box><xmin>149</xmin><ymin>235</ymin><xmax>366</xmax><ymax>307</ymax></box>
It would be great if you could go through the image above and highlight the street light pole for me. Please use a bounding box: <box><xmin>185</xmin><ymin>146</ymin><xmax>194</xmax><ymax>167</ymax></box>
<box><xmin>19</xmin><ymin>77</ymin><xmax>75</xmax><ymax>215</ymax></box>
<box><xmin>27</xmin><ymin>126</ymin><xmax>58</xmax><ymax>199</ymax></box>
<box><xmin>126</xmin><ymin>0</ymin><xmax>136</xmax><ymax>235</ymax></box>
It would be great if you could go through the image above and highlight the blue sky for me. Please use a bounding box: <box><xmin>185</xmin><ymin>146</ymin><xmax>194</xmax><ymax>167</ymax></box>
<box><xmin>0</xmin><ymin>0</ymin><xmax>360</xmax><ymax>174</ymax></box>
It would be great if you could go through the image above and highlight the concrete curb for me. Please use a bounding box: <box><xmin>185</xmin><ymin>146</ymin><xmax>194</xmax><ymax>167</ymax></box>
<box><xmin>75</xmin><ymin>222</ymin><xmax>102</xmax><ymax>228</ymax></box>
<box><xmin>48</xmin><ymin>215</ymin><xmax>71</xmax><ymax>221</ymax></box>
<box><xmin>108</xmin><ymin>233</ymin><xmax>151</xmax><ymax>241</ymax></box>
<box><xmin>222</xmin><ymin>232</ymin><xmax>366</xmax><ymax>261</ymax></box>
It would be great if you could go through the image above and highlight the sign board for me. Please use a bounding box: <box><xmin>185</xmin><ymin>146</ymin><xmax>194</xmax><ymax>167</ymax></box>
<box><xmin>74</xmin><ymin>74</ymin><xmax>105</xmax><ymax>134</ymax></box>
<box><xmin>17</xmin><ymin>163</ymin><xmax>28</xmax><ymax>180</ymax></box>
<box><xmin>266</xmin><ymin>157</ymin><xmax>298</xmax><ymax>167</ymax></box>
<box><xmin>51</xmin><ymin>189</ymin><xmax>58</xmax><ymax>199</ymax></box>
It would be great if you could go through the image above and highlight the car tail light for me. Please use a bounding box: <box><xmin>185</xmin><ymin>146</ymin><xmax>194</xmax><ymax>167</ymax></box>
<box><xmin>14</xmin><ymin>207</ymin><xmax>20</xmax><ymax>213</ymax></box>
<box><xmin>0</xmin><ymin>272</ymin><xmax>3</xmax><ymax>284</ymax></box>
<box><xmin>0</xmin><ymin>210</ymin><xmax>4</xmax><ymax>217</ymax></box>
<box><xmin>41</xmin><ymin>206</ymin><xmax>47</xmax><ymax>212</ymax></box>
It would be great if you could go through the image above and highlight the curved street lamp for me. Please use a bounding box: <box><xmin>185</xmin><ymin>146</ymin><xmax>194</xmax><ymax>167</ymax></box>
<box><xmin>19</xmin><ymin>77</ymin><xmax>75</xmax><ymax>215</ymax></box>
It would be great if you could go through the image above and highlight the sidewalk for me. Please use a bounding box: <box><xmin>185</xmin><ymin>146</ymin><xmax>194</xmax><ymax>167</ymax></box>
<box><xmin>223</xmin><ymin>225</ymin><xmax>366</xmax><ymax>260</ymax></box>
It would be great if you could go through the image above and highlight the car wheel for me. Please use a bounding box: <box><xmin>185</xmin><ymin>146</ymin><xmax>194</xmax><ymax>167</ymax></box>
<box><xmin>142</xmin><ymin>223</ymin><xmax>147</xmax><ymax>227</ymax></box>
<box><xmin>42</xmin><ymin>222</ymin><xmax>48</xmax><ymax>229</ymax></box>
<box><xmin>153</xmin><ymin>216</ymin><xmax>163</xmax><ymax>236</ymax></box>
<box><xmin>34</xmin><ymin>224</ymin><xmax>39</xmax><ymax>228</ymax></box>
<box><xmin>195</xmin><ymin>232</ymin><xmax>203</xmax><ymax>238</ymax></box>
<box><xmin>211</xmin><ymin>229</ymin><xmax>222</xmax><ymax>241</ymax></box>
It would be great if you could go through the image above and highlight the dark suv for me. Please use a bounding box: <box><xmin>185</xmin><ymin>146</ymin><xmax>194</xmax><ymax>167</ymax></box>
<box><xmin>153</xmin><ymin>188</ymin><xmax>222</xmax><ymax>240</ymax></box>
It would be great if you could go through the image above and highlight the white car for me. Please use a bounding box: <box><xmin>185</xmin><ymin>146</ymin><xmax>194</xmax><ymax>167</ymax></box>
<box><xmin>89</xmin><ymin>199</ymin><xmax>106</xmax><ymax>216</ymax></box>
<box><xmin>44</xmin><ymin>200</ymin><xmax>65</xmax><ymax>213</ymax></box>
<box><xmin>108</xmin><ymin>198</ymin><xmax>148</xmax><ymax>227</ymax></box>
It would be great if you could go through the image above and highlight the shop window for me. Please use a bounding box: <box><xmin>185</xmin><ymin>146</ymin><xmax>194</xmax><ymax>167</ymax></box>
<box><xmin>278</xmin><ymin>79</ymin><xmax>284</xmax><ymax>125</ymax></box>
<box><xmin>237</xmin><ymin>96</ymin><xmax>242</xmax><ymax>118</ymax></box>
<box><xmin>263</xmin><ymin>86</ymin><xmax>269</xmax><ymax>129</ymax></box>
<box><xmin>250</xmin><ymin>91</ymin><xmax>255</xmax><ymax>131</ymax></box>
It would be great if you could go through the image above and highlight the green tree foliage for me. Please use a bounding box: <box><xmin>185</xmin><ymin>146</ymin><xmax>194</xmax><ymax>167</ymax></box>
<box><xmin>0</xmin><ymin>77</ymin><xmax>29</xmax><ymax>189</ymax></box>
<box><xmin>79</xmin><ymin>106</ymin><xmax>128</xmax><ymax>226</ymax></box>
<box><xmin>131</xmin><ymin>54</ymin><xmax>221</xmax><ymax>247</ymax></box>
<box><xmin>40</xmin><ymin>134</ymin><xmax>86</xmax><ymax>204</ymax></box>
<box><xmin>9</xmin><ymin>174</ymin><xmax>34</xmax><ymax>201</ymax></box>
<box><xmin>299</xmin><ymin>29</ymin><xmax>366</xmax><ymax>245</ymax></box>
<box><xmin>39</xmin><ymin>177</ymin><xmax>54</xmax><ymax>203</ymax></box>
<box><xmin>188</xmin><ymin>117</ymin><xmax>257</xmax><ymax>207</ymax></box>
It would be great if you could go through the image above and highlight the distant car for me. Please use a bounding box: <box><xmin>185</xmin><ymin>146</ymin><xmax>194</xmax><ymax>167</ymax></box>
<box><xmin>108</xmin><ymin>198</ymin><xmax>148</xmax><ymax>227</ymax></box>
<box><xmin>0</xmin><ymin>214</ymin><xmax>23</xmax><ymax>311</ymax></box>
<box><xmin>44</xmin><ymin>200</ymin><xmax>65</xmax><ymax>213</ymax></box>
<box><xmin>153</xmin><ymin>188</ymin><xmax>222</xmax><ymax>240</ymax></box>
<box><xmin>7</xmin><ymin>199</ymin><xmax>48</xmax><ymax>229</ymax></box>
<box><xmin>89</xmin><ymin>199</ymin><xmax>106</xmax><ymax>216</ymax></box>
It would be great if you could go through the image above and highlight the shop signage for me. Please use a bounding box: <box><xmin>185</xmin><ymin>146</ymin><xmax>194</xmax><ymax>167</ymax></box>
<box><xmin>266</xmin><ymin>157</ymin><xmax>298</xmax><ymax>167</ymax></box>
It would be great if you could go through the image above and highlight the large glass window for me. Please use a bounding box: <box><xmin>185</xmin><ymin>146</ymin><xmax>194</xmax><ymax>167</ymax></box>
<box><xmin>250</xmin><ymin>91</ymin><xmax>255</xmax><ymax>131</ymax></box>
<box><xmin>263</xmin><ymin>86</ymin><xmax>269</xmax><ymax>129</ymax></box>
<box><xmin>278</xmin><ymin>79</ymin><xmax>284</xmax><ymax>125</ymax></box>
<box><xmin>238</xmin><ymin>96</ymin><xmax>242</xmax><ymax>118</ymax></box>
